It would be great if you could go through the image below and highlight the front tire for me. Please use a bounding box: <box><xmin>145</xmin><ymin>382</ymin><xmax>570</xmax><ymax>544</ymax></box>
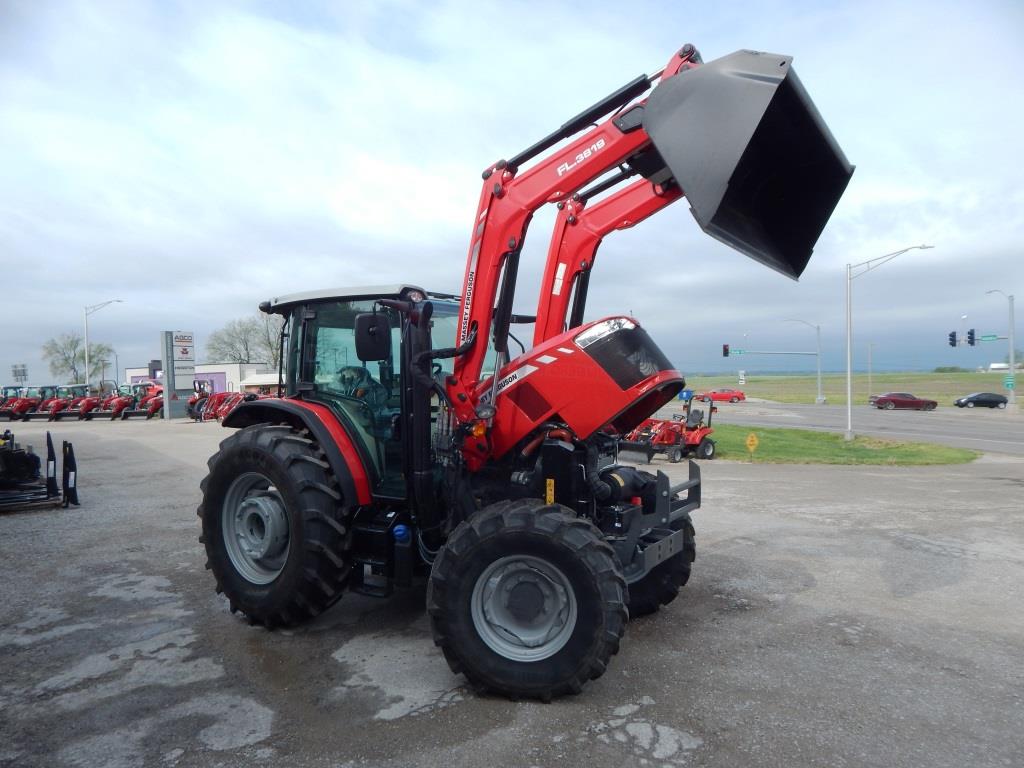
<box><xmin>998</xmin><ymin>402</ymin><xmax>1007</xmax><ymax>409</ymax></box>
<box><xmin>967</xmin><ymin>401</ymin><xmax>975</xmax><ymax>408</ymax></box>
<box><xmin>668</xmin><ymin>446</ymin><xmax>684</xmax><ymax>463</ymax></box>
<box><xmin>885</xmin><ymin>402</ymin><xmax>895</xmax><ymax>410</ymax></box>
<box><xmin>427</xmin><ymin>499</ymin><xmax>627</xmax><ymax>700</ymax></box>
<box><xmin>198</xmin><ymin>424</ymin><xmax>353</xmax><ymax>628</ymax></box>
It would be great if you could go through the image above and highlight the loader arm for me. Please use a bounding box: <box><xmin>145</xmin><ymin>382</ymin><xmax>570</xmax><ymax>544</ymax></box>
<box><xmin>447</xmin><ymin>43</ymin><xmax>853</xmax><ymax>455</ymax></box>
<box><xmin>448</xmin><ymin>49</ymin><xmax>698</xmax><ymax>419</ymax></box>
<box><xmin>533</xmin><ymin>176</ymin><xmax>684</xmax><ymax>345</ymax></box>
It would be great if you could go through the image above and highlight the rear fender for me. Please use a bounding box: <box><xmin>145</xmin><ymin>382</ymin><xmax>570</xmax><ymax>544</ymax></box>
<box><xmin>223</xmin><ymin>399</ymin><xmax>372</xmax><ymax>506</ymax></box>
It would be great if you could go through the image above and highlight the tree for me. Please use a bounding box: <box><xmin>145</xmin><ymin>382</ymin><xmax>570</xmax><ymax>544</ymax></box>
<box><xmin>41</xmin><ymin>333</ymin><xmax>115</xmax><ymax>383</ymax></box>
<box><xmin>206</xmin><ymin>313</ymin><xmax>284</xmax><ymax>366</ymax></box>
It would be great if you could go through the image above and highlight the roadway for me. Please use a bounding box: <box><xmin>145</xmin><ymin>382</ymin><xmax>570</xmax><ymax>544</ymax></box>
<box><xmin>661</xmin><ymin>400</ymin><xmax>1024</xmax><ymax>456</ymax></box>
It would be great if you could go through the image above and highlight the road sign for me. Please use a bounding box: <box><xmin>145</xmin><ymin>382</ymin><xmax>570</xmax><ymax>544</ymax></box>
<box><xmin>1005</xmin><ymin>375</ymin><xmax>1016</xmax><ymax>390</ymax></box>
<box><xmin>981</xmin><ymin>334</ymin><xmax>998</xmax><ymax>342</ymax></box>
<box><xmin>745</xmin><ymin>432</ymin><xmax>759</xmax><ymax>452</ymax></box>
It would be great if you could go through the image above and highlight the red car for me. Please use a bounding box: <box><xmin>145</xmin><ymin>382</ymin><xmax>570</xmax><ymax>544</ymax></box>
<box><xmin>695</xmin><ymin>388</ymin><xmax>746</xmax><ymax>403</ymax></box>
<box><xmin>869</xmin><ymin>392</ymin><xmax>937</xmax><ymax>411</ymax></box>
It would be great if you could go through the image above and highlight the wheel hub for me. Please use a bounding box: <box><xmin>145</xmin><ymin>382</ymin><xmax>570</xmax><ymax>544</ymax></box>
<box><xmin>221</xmin><ymin>473</ymin><xmax>290</xmax><ymax>585</ymax></box>
<box><xmin>238</xmin><ymin>495</ymin><xmax>288</xmax><ymax>561</ymax></box>
<box><xmin>472</xmin><ymin>555</ymin><xmax>577</xmax><ymax>662</ymax></box>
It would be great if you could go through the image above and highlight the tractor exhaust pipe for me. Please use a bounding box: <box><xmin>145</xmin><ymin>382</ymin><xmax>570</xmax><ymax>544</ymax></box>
<box><xmin>643</xmin><ymin>49</ymin><xmax>854</xmax><ymax>279</ymax></box>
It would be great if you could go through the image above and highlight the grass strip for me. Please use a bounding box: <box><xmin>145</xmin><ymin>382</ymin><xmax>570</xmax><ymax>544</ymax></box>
<box><xmin>712</xmin><ymin>423</ymin><xmax>978</xmax><ymax>465</ymax></box>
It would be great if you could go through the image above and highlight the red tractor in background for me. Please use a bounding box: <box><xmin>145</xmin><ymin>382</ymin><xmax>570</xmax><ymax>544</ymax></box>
<box><xmin>0</xmin><ymin>386</ymin><xmax>20</xmax><ymax>409</ymax></box>
<box><xmin>198</xmin><ymin>45</ymin><xmax>852</xmax><ymax>700</ymax></box>
<box><xmin>620</xmin><ymin>402</ymin><xmax>717</xmax><ymax>463</ymax></box>
<box><xmin>188</xmin><ymin>380</ymin><xmax>213</xmax><ymax>420</ymax></box>
<box><xmin>22</xmin><ymin>385</ymin><xmax>89</xmax><ymax>421</ymax></box>
<box><xmin>80</xmin><ymin>382</ymin><xmax>159</xmax><ymax>420</ymax></box>
<box><xmin>119</xmin><ymin>382</ymin><xmax>165</xmax><ymax>419</ymax></box>
<box><xmin>3</xmin><ymin>386</ymin><xmax>59</xmax><ymax>420</ymax></box>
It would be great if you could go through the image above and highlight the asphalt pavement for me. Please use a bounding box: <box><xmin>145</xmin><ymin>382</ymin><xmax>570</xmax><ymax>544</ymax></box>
<box><xmin>1</xmin><ymin>419</ymin><xmax>1022</xmax><ymax>768</ymax></box>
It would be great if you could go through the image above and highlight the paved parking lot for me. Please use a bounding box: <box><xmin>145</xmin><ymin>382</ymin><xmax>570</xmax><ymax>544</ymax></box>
<box><xmin>2</xmin><ymin>420</ymin><xmax>1022</xmax><ymax>768</ymax></box>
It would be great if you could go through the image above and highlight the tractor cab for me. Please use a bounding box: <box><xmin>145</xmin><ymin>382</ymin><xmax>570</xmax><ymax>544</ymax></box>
<box><xmin>1</xmin><ymin>386</ymin><xmax>20</xmax><ymax>406</ymax></box>
<box><xmin>253</xmin><ymin>285</ymin><xmax>460</xmax><ymax>499</ymax></box>
<box><xmin>57</xmin><ymin>385</ymin><xmax>89</xmax><ymax>401</ymax></box>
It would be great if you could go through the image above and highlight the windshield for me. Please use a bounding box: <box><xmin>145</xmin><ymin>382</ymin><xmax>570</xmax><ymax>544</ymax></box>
<box><xmin>430</xmin><ymin>300</ymin><xmax>502</xmax><ymax>379</ymax></box>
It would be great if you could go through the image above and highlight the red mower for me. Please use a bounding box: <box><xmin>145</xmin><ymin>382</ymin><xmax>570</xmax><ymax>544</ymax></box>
<box><xmin>620</xmin><ymin>401</ymin><xmax>717</xmax><ymax>462</ymax></box>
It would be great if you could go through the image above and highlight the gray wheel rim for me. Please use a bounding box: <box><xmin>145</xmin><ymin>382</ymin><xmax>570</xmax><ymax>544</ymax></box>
<box><xmin>222</xmin><ymin>472</ymin><xmax>290</xmax><ymax>585</ymax></box>
<box><xmin>470</xmin><ymin>554</ymin><xmax>578</xmax><ymax>662</ymax></box>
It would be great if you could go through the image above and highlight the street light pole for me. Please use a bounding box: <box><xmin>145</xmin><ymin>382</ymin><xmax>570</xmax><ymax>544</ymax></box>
<box><xmin>987</xmin><ymin>290</ymin><xmax>1017</xmax><ymax>410</ymax></box>
<box><xmin>867</xmin><ymin>342</ymin><xmax>874</xmax><ymax>399</ymax></box>
<box><xmin>845</xmin><ymin>245</ymin><xmax>934</xmax><ymax>440</ymax></box>
<box><xmin>785</xmin><ymin>318</ymin><xmax>824</xmax><ymax>403</ymax></box>
<box><xmin>83</xmin><ymin>299</ymin><xmax>123</xmax><ymax>392</ymax></box>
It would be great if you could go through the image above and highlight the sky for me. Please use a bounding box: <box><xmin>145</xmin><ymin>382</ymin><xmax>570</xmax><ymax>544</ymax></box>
<box><xmin>2</xmin><ymin>0</ymin><xmax>1022</xmax><ymax>383</ymax></box>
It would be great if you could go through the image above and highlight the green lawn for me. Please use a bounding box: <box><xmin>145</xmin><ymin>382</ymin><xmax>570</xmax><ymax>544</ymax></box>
<box><xmin>686</xmin><ymin>370</ymin><xmax>1011</xmax><ymax>407</ymax></box>
<box><xmin>710</xmin><ymin>423</ymin><xmax>978</xmax><ymax>465</ymax></box>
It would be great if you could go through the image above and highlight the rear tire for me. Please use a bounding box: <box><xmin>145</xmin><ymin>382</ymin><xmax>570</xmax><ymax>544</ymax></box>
<box><xmin>627</xmin><ymin>516</ymin><xmax>696</xmax><ymax>618</ymax></box>
<box><xmin>198</xmin><ymin>424</ymin><xmax>353</xmax><ymax>628</ymax></box>
<box><xmin>427</xmin><ymin>499</ymin><xmax>626</xmax><ymax>700</ymax></box>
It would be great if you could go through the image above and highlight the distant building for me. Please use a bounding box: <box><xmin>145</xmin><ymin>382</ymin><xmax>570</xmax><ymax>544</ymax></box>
<box><xmin>989</xmin><ymin>363</ymin><xmax>1009</xmax><ymax>371</ymax></box>
<box><xmin>123</xmin><ymin>362</ymin><xmax>272</xmax><ymax>393</ymax></box>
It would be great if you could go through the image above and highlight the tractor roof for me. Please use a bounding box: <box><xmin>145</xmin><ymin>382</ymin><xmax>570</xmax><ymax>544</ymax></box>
<box><xmin>259</xmin><ymin>285</ymin><xmax>458</xmax><ymax>314</ymax></box>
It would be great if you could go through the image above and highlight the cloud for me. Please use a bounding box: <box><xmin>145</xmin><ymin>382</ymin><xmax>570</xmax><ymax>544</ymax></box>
<box><xmin>1</xmin><ymin>0</ymin><xmax>1021</xmax><ymax>384</ymax></box>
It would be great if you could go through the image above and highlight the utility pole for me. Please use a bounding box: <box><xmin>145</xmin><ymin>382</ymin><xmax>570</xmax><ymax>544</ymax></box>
<box><xmin>845</xmin><ymin>245</ymin><xmax>934</xmax><ymax>440</ymax></box>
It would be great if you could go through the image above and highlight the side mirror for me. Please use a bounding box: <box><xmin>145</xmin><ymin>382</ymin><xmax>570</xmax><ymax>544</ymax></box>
<box><xmin>354</xmin><ymin>313</ymin><xmax>392</xmax><ymax>361</ymax></box>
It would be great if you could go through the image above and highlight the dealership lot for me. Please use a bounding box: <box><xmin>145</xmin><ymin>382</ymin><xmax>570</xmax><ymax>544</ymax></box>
<box><xmin>2</xmin><ymin>420</ymin><xmax>1022</xmax><ymax>768</ymax></box>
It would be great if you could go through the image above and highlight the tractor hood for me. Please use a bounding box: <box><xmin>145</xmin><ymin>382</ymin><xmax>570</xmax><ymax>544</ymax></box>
<box><xmin>643</xmin><ymin>49</ymin><xmax>854</xmax><ymax>279</ymax></box>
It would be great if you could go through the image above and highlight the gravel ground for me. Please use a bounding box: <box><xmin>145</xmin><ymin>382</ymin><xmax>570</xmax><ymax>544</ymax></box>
<box><xmin>1</xmin><ymin>419</ymin><xmax>1022</xmax><ymax>768</ymax></box>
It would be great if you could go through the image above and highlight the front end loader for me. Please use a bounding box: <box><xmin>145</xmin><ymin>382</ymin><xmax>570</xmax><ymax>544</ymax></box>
<box><xmin>197</xmin><ymin>44</ymin><xmax>852</xmax><ymax>700</ymax></box>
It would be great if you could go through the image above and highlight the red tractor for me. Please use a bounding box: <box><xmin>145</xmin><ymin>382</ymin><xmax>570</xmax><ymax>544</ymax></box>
<box><xmin>198</xmin><ymin>45</ymin><xmax>851</xmax><ymax>699</ymax></box>
<box><xmin>620</xmin><ymin>402</ymin><xmax>717</xmax><ymax>463</ymax></box>
<box><xmin>4</xmin><ymin>386</ymin><xmax>59</xmax><ymax>420</ymax></box>
<box><xmin>22</xmin><ymin>385</ymin><xmax>89</xmax><ymax>421</ymax></box>
<box><xmin>188</xmin><ymin>380</ymin><xmax>213</xmax><ymax>420</ymax></box>
<box><xmin>195</xmin><ymin>390</ymin><xmax>235</xmax><ymax>422</ymax></box>
<box><xmin>81</xmin><ymin>383</ymin><xmax>153</xmax><ymax>420</ymax></box>
<box><xmin>0</xmin><ymin>386</ymin><xmax>20</xmax><ymax>410</ymax></box>
<box><xmin>119</xmin><ymin>382</ymin><xmax>165</xmax><ymax>419</ymax></box>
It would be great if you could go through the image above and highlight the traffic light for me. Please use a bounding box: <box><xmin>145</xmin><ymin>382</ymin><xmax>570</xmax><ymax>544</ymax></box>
<box><xmin>722</xmin><ymin>344</ymin><xmax>730</xmax><ymax>357</ymax></box>
<box><xmin>967</xmin><ymin>328</ymin><xmax>976</xmax><ymax>346</ymax></box>
<box><xmin>948</xmin><ymin>331</ymin><xmax>957</xmax><ymax>347</ymax></box>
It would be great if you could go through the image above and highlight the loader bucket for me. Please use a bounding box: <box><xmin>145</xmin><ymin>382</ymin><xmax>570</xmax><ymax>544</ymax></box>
<box><xmin>643</xmin><ymin>50</ymin><xmax>854</xmax><ymax>279</ymax></box>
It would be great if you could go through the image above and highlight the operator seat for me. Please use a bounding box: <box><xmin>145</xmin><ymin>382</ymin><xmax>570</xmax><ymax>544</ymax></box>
<box><xmin>685</xmin><ymin>408</ymin><xmax>704</xmax><ymax>428</ymax></box>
